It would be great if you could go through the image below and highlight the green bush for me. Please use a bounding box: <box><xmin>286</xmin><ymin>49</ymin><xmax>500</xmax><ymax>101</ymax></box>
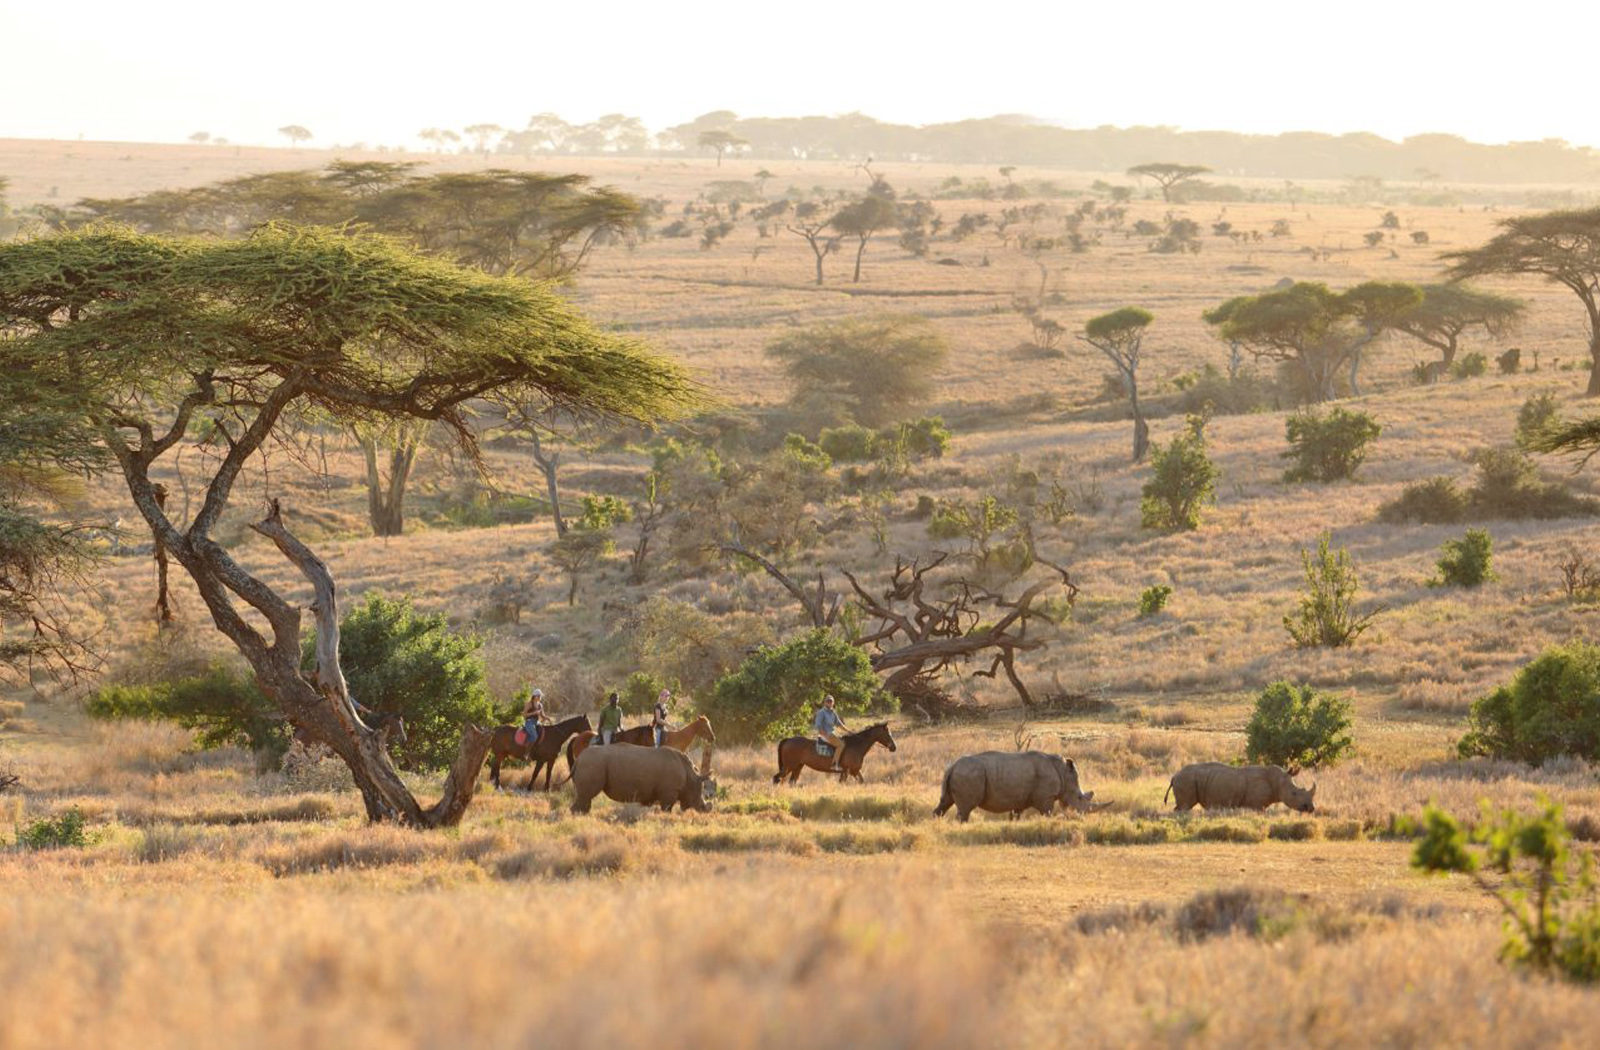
<box><xmin>1470</xmin><ymin>447</ymin><xmax>1596</xmax><ymax>520</ymax></box>
<box><xmin>16</xmin><ymin>808</ymin><xmax>90</xmax><ymax>850</ymax></box>
<box><xmin>1377</xmin><ymin>476</ymin><xmax>1469</xmax><ymax>524</ymax></box>
<box><xmin>621</xmin><ymin>670</ymin><xmax>674</xmax><ymax>717</ymax></box>
<box><xmin>893</xmin><ymin>416</ymin><xmax>952</xmax><ymax>459</ymax></box>
<box><xmin>1245</xmin><ymin>681</ymin><xmax>1354</xmax><ymax>770</ymax></box>
<box><xmin>1433</xmin><ymin>528</ymin><xmax>1495</xmax><ymax>587</ymax></box>
<box><xmin>702</xmin><ymin>629</ymin><xmax>889</xmax><ymax>744</ymax></box>
<box><xmin>85</xmin><ymin>663</ymin><xmax>289</xmax><ymax>762</ymax></box>
<box><xmin>1282</xmin><ymin>407</ymin><xmax>1382</xmax><ymax>482</ymax></box>
<box><xmin>1137</xmin><ymin>585</ymin><xmax>1173</xmax><ymax>618</ymax></box>
<box><xmin>1284</xmin><ymin>533</ymin><xmax>1381</xmax><ymax>648</ymax></box>
<box><xmin>1516</xmin><ymin>392</ymin><xmax>1561</xmax><ymax>449</ymax></box>
<box><xmin>1140</xmin><ymin>415</ymin><xmax>1219</xmax><ymax>532</ymax></box>
<box><xmin>1458</xmin><ymin>643</ymin><xmax>1600</xmax><ymax>764</ymax></box>
<box><xmin>1171</xmin><ymin>364</ymin><xmax>1274</xmax><ymax>417</ymax></box>
<box><xmin>321</xmin><ymin>593</ymin><xmax>498</xmax><ymax>770</ymax></box>
<box><xmin>1412</xmin><ymin>798</ymin><xmax>1600</xmax><ymax>982</ymax></box>
<box><xmin>1450</xmin><ymin>351</ymin><xmax>1488</xmax><ymax>379</ymax></box>
<box><xmin>817</xmin><ymin>424</ymin><xmax>877</xmax><ymax>463</ymax></box>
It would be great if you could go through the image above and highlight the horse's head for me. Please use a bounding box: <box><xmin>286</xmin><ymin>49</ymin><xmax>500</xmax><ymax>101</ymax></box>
<box><xmin>870</xmin><ymin>722</ymin><xmax>896</xmax><ymax>752</ymax></box>
<box><xmin>695</xmin><ymin>715</ymin><xmax>716</xmax><ymax>745</ymax></box>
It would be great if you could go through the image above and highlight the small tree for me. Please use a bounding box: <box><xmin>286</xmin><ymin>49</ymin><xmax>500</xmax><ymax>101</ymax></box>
<box><xmin>702</xmin><ymin>628</ymin><xmax>887</xmax><ymax>745</ymax></box>
<box><xmin>1412</xmin><ymin>799</ymin><xmax>1600</xmax><ymax>983</ymax></box>
<box><xmin>1282</xmin><ymin>407</ymin><xmax>1382</xmax><ymax>482</ymax></box>
<box><xmin>1284</xmin><ymin>533</ymin><xmax>1381</xmax><ymax>648</ymax></box>
<box><xmin>1245</xmin><ymin>681</ymin><xmax>1354</xmax><ymax>770</ymax></box>
<box><xmin>697</xmin><ymin>129</ymin><xmax>747</xmax><ymax>167</ymax></box>
<box><xmin>1080</xmin><ymin>307</ymin><xmax>1154</xmax><ymax>461</ymax></box>
<box><xmin>1433</xmin><ymin>528</ymin><xmax>1496</xmax><ymax>587</ymax></box>
<box><xmin>1458</xmin><ymin>643</ymin><xmax>1600</xmax><ymax>764</ymax></box>
<box><xmin>830</xmin><ymin>191</ymin><xmax>899</xmax><ymax>283</ymax></box>
<box><xmin>785</xmin><ymin>199</ymin><xmax>841</xmax><ymax>285</ymax></box>
<box><xmin>1140</xmin><ymin>415</ymin><xmax>1218</xmax><ymax>532</ymax></box>
<box><xmin>1126</xmin><ymin>163</ymin><xmax>1211</xmax><ymax>202</ymax></box>
<box><xmin>765</xmin><ymin>316</ymin><xmax>948</xmax><ymax>427</ymax></box>
<box><xmin>1516</xmin><ymin>393</ymin><xmax>1561</xmax><ymax>449</ymax></box>
<box><xmin>1392</xmin><ymin>283</ymin><xmax>1525</xmax><ymax>370</ymax></box>
<box><xmin>549</xmin><ymin>495</ymin><xmax>630</xmax><ymax>606</ymax></box>
<box><xmin>277</xmin><ymin>124</ymin><xmax>312</xmax><ymax>148</ymax></box>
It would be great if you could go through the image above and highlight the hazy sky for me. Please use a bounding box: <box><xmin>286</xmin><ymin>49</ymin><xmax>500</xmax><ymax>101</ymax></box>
<box><xmin>2</xmin><ymin>0</ymin><xmax>1591</xmax><ymax>148</ymax></box>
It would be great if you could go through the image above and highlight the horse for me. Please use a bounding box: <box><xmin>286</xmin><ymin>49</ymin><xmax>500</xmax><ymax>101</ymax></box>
<box><xmin>486</xmin><ymin>714</ymin><xmax>592</xmax><ymax>791</ymax></box>
<box><xmin>773</xmin><ymin>722</ymin><xmax>897</xmax><ymax>785</ymax></box>
<box><xmin>566</xmin><ymin>715</ymin><xmax>717</xmax><ymax>776</ymax></box>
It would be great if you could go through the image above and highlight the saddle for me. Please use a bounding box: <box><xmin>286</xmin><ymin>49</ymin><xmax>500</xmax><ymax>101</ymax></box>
<box><xmin>814</xmin><ymin>738</ymin><xmax>835</xmax><ymax>758</ymax></box>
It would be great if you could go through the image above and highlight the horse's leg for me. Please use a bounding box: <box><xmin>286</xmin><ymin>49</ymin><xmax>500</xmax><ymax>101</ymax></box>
<box><xmin>527</xmin><ymin>759</ymin><xmax>543</xmax><ymax>793</ymax></box>
<box><xmin>543</xmin><ymin>757</ymin><xmax>556</xmax><ymax>791</ymax></box>
<box><xmin>490</xmin><ymin>755</ymin><xmax>501</xmax><ymax>790</ymax></box>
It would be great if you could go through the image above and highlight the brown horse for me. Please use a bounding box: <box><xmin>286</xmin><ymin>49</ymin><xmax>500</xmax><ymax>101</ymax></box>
<box><xmin>773</xmin><ymin>722</ymin><xmax>897</xmax><ymax>785</ymax></box>
<box><xmin>487</xmin><ymin>714</ymin><xmax>591</xmax><ymax>791</ymax></box>
<box><xmin>566</xmin><ymin>715</ymin><xmax>717</xmax><ymax>776</ymax></box>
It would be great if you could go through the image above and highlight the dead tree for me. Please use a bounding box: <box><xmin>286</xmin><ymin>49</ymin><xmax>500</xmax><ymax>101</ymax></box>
<box><xmin>719</xmin><ymin>538</ymin><xmax>841</xmax><ymax>628</ymax></box>
<box><xmin>841</xmin><ymin>553</ymin><xmax>1076</xmax><ymax>707</ymax></box>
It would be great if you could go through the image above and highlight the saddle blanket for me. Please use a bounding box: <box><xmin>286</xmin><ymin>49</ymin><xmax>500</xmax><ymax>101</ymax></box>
<box><xmin>814</xmin><ymin>738</ymin><xmax>834</xmax><ymax>758</ymax></box>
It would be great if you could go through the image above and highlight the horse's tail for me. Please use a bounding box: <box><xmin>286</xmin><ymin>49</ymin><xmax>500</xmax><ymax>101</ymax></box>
<box><xmin>772</xmin><ymin>739</ymin><xmax>786</xmax><ymax>785</ymax></box>
<box><xmin>566</xmin><ymin>736</ymin><xmax>581</xmax><ymax>777</ymax></box>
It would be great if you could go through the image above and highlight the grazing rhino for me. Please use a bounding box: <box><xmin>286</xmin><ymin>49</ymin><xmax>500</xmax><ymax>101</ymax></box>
<box><xmin>570</xmin><ymin>743</ymin><xmax>717</xmax><ymax>815</ymax></box>
<box><xmin>1165</xmin><ymin>762</ymin><xmax>1316</xmax><ymax>813</ymax></box>
<box><xmin>934</xmin><ymin>751</ymin><xmax>1100</xmax><ymax>822</ymax></box>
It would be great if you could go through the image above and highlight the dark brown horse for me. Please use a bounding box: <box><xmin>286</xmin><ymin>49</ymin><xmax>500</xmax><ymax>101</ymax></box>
<box><xmin>487</xmin><ymin>714</ymin><xmax>591</xmax><ymax>791</ymax></box>
<box><xmin>773</xmin><ymin>722</ymin><xmax>897</xmax><ymax>785</ymax></box>
<box><xmin>566</xmin><ymin>715</ymin><xmax>717</xmax><ymax>776</ymax></box>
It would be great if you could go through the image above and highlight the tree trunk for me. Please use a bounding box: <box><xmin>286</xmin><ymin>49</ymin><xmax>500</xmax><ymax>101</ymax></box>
<box><xmin>361</xmin><ymin>436</ymin><xmax>419</xmax><ymax>537</ymax></box>
<box><xmin>813</xmin><ymin>242</ymin><xmax>825</xmax><ymax>286</ymax></box>
<box><xmin>1587</xmin><ymin>324</ymin><xmax>1600</xmax><ymax>397</ymax></box>
<box><xmin>1128</xmin><ymin>380</ymin><xmax>1148</xmax><ymax>463</ymax></box>
<box><xmin>152</xmin><ymin>483</ymin><xmax>175</xmax><ymax>624</ymax></box>
<box><xmin>529</xmin><ymin>429</ymin><xmax>567</xmax><ymax>537</ymax></box>
<box><xmin>853</xmin><ymin>236</ymin><xmax>867</xmax><ymax>282</ymax></box>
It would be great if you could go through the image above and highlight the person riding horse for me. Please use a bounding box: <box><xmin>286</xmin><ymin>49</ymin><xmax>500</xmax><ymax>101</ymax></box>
<box><xmin>813</xmin><ymin>694</ymin><xmax>850</xmax><ymax>773</ymax></box>
<box><xmin>521</xmin><ymin>688</ymin><xmax>548</xmax><ymax>746</ymax></box>
<box><xmin>652</xmin><ymin>689</ymin><xmax>672</xmax><ymax>747</ymax></box>
<box><xmin>597</xmin><ymin>691</ymin><xmax>623</xmax><ymax>745</ymax></box>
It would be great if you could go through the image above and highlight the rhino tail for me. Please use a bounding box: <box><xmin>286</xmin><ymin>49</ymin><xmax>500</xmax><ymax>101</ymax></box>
<box><xmin>934</xmin><ymin>765</ymin><xmax>954</xmax><ymax>817</ymax></box>
<box><xmin>1163</xmin><ymin>780</ymin><xmax>1173</xmax><ymax>806</ymax></box>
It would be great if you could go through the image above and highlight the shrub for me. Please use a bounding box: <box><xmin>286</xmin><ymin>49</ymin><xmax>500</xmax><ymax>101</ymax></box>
<box><xmin>1450</xmin><ymin>351</ymin><xmax>1488</xmax><ymax>379</ymax></box>
<box><xmin>1140</xmin><ymin>415</ymin><xmax>1218</xmax><ymax>532</ymax></box>
<box><xmin>621</xmin><ymin>671</ymin><xmax>674</xmax><ymax>717</ymax></box>
<box><xmin>1458</xmin><ymin>643</ymin><xmax>1600</xmax><ymax>764</ymax></box>
<box><xmin>927</xmin><ymin>495</ymin><xmax>1024</xmax><ymax>573</ymax></box>
<box><xmin>323</xmin><ymin>593</ymin><xmax>498</xmax><ymax>770</ymax></box>
<box><xmin>1433</xmin><ymin>529</ymin><xmax>1495</xmax><ymax>587</ymax></box>
<box><xmin>1137</xmin><ymin>585</ymin><xmax>1173</xmax><ymax>618</ymax></box>
<box><xmin>1282</xmin><ymin>407</ymin><xmax>1382</xmax><ymax>482</ymax></box>
<box><xmin>818</xmin><ymin>424</ymin><xmax>877</xmax><ymax>463</ymax></box>
<box><xmin>85</xmin><ymin>663</ymin><xmax>289</xmax><ymax>762</ymax></box>
<box><xmin>1284</xmin><ymin>533</ymin><xmax>1381</xmax><ymax>648</ymax></box>
<box><xmin>16</xmin><ymin>808</ymin><xmax>90</xmax><ymax>850</ymax></box>
<box><xmin>702</xmin><ymin>629</ymin><xmax>889</xmax><ymax>744</ymax></box>
<box><xmin>1245</xmin><ymin>681</ymin><xmax>1354</xmax><ymax>770</ymax></box>
<box><xmin>1171</xmin><ymin>364</ymin><xmax>1274</xmax><ymax>417</ymax></box>
<box><xmin>1412</xmin><ymin>798</ymin><xmax>1600</xmax><ymax>982</ymax></box>
<box><xmin>1558</xmin><ymin>548</ymin><xmax>1600</xmax><ymax>603</ymax></box>
<box><xmin>892</xmin><ymin>416</ymin><xmax>952</xmax><ymax>459</ymax></box>
<box><xmin>764</xmin><ymin>316</ymin><xmax>949</xmax><ymax>427</ymax></box>
<box><xmin>1377</xmin><ymin>476</ymin><xmax>1469</xmax><ymax>524</ymax></box>
<box><xmin>1469</xmin><ymin>447</ymin><xmax>1596</xmax><ymax>520</ymax></box>
<box><xmin>1516</xmin><ymin>392</ymin><xmax>1561</xmax><ymax>450</ymax></box>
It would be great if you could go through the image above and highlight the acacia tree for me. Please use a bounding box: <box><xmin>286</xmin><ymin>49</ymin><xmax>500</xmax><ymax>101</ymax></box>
<box><xmin>1391</xmin><ymin>283</ymin><xmax>1525</xmax><ymax>370</ymax></box>
<box><xmin>1444</xmin><ymin>209</ymin><xmax>1600</xmax><ymax>395</ymax></box>
<box><xmin>765</xmin><ymin>315</ymin><xmax>949</xmax><ymax>427</ymax></box>
<box><xmin>1080</xmin><ymin>307</ymin><xmax>1154</xmax><ymax>461</ymax></box>
<box><xmin>1126</xmin><ymin>163</ymin><xmax>1211</xmax><ymax>202</ymax></box>
<box><xmin>0</xmin><ymin>225</ymin><xmax>699</xmax><ymax>826</ymax></box>
<box><xmin>830</xmin><ymin>189</ymin><xmax>899</xmax><ymax>283</ymax></box>
<box><xmin>785</xmin><ymin>199</ymin><xmax>840</xmax><ymax>285</ymax></box>
<box><xmin>698</xmin><ymin>129</ymin><xmax>748</xmax><ymax>167</ymax></box>
<box><xmin>277</xmin><ymin>125</ymin><xmax>312</xmax><ymax>148</ymax></box>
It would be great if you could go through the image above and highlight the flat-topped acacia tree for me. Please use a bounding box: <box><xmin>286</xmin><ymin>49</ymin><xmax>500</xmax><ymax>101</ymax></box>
<box><xmin>0</xmin><ymin>224</ymin><xmax>700</xmax><ymax>826</ymax></box>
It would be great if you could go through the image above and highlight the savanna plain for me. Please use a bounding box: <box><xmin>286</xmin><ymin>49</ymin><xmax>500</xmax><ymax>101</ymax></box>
<box><xmin>4</xmin><ymin>139</ymin><xmax>1600</xmax><ymax>1048</ymax></box>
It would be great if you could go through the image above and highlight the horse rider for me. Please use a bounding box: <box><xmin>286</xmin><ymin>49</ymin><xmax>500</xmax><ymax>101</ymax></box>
<box><xmin>597</xmin><ymin>691</ymin><xmax>623</xmax><ymax>745</ymax></box>
<box><xmin>652</xmin><ymin>689</ymin><xmax>672</xmax><ymax>747</ymax></box>
<box><xmin>813</xmin><ymin>694</ymin><xmax>850</xmax><ymax>773</ymax></box>
<box><xmin>520</xmin><ymin>688</ymin><xmax>547</xmax><ymax>748</ymax></box>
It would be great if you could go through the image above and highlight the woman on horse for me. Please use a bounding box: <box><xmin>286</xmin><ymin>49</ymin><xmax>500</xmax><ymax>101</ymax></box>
<box><xmin>521</xmin><ymin>688</ymin><xmax>547</xmax><ymax>746</ymax></box>
<box><xmin>813</xmin><ymin>694</ymin><xmax>850</xmax><ymax>773</ymax></box>
<box><xmin>652</xmin><ymin>689</ymin><xmax>672</xmax><ymax>747</ymax></box>
<box><xmin>597</xmin><ymin>691</ymin><xmax>623</xmax><ymax>745</ymax></box>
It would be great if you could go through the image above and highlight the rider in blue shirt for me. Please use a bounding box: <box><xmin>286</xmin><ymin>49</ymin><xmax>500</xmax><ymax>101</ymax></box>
<box><xmin>811</xmin><ymin>694</ymin><xmax>850</xmax><ymax>772</ymax></box>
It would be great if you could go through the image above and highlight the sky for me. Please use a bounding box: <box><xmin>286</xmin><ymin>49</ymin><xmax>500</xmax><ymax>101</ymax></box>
<box><xmin>1</xmin><ymin>0</ymin><xmax>1593</xmax><ymax>149</ymax></box>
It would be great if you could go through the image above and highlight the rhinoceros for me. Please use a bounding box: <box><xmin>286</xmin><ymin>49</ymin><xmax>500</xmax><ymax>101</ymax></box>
<box><xmin>934</xmin><ymin>751</ymin><xmax>1100</xmax><ymax>822</ymax></box>
<box><xmin>570</xmin><ymin>743</ymin><xmax>717</xmax><ymax>814</ymax></box>
<box><xmin>1164</xmin><ymin>762</ymin><xmax>1316</xmax><ymax>813</ymax></box>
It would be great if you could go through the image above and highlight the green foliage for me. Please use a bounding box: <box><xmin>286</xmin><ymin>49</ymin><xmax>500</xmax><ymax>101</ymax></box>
<box><xmin>1281</xmin><ymin>407</ymin><xmax>1382</xmax><ymax>482</ymax></box>
<box><xmin>702</xmin><ymin>629</ymin><xmax>888</xmax><ymax>744</ymax></box>
<box><xmin>1458</xmin><ymin>643</ymin><xmax>1600</xmax><ymax>764</ymax></box>
<box><xmin>576</xmin><ymin>494</ymin><xmax>632</xmax><ymax>530</ymax></box>
<box><xmin>1284</xmin><ymin>533</ymin><xmax>1381</xmax><ymax>648</ymax></box>
<box><xmin>818</xmin><ymin>424</ymin><xmax>878</xmax><ymax>463</ymax></box>
<box><xmin>85</xmin><ymin>663</ymin><xmax>289</xmax><ymax>761</ymax></box>
<box><xmin>1245</xmin><ymin>681</ymin><xmax>1354</xmax><ymax>770</ymax></box>
<box><xmin>1140</xmin><ymin>415</ymin><xmax>1218</xmax><ymax>532</ymax></box>
<box><xmin>321</xmin><ymin>593</ymin><xmax>496</xmax><ymax>770</ymax></box>
<box><xmin>1516</xmin><ymin>392</ymin><xmax>1561</xmax><ymax>449</ymax></box>
<box><xmin>15</xmin><ymin>808</ymin><xmax>90</xmax><ymax>850</ymax></box>
<box><xmin>765</xmin><ymin>316</ymin><xmax>949</xmax><ymax>427</ymax></box>
<box><xmin>1450</xmin><ymin>351</ymin><xmax>1489</xmax><ymax>379</ymax></box>
<box><xmin>1137</xmin><ymin>585</ymin><xmax>1173</xmax><ymax>618</ymax></box>
<box><xmin>892</xmin><ymin>416</ymin><xmax>951</xmax><ymax>459</ymax></box>
<box><xmin>1377</xmin><ymin>449</ymin><xmax>1595</xmax><ymax>524</ymax></box>
<box><xmin>1170</xmin><ymin>364</ymin><xmax>1274</xmax><ymax>417</ymax></box>
<box><xmin>927</xmin><ymin>495</ymin><xmax>1027</xmax><ymax>573</ymax></box>
<box><xmin>1412</xmin><ymin>798</ymin><xmax>1600</xmax><ymax>982</ymax></box>
<box><xmin>1380</xmin><ymin>475</ymin><xmax>1468</xmax><ymax>525</ymax></box>
<box><xmin>1433</xmin><ymin>528</ymin><xmax>1496</xmax><ymax>587</ymax></box>
<box><xmin>621</xmin><ymin>671</ymin><xmax>674</xmax><ymax>717</ymax></box>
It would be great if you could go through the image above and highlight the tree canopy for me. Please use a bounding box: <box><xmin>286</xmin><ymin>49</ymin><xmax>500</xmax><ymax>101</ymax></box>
<box><xmin>1126</xmin><ymin>163</ymin><xmax>1211</xmax><ymax>201</ymax></box>
<box><xmin>765</xmin><ymin>315</ymin><xmax>948</xmax><ymax>427</ymax></box>
<box><xmin>1391</xmin><ymin>283</ymin><xmax>1525</xmax><ymax>367</ymax></box>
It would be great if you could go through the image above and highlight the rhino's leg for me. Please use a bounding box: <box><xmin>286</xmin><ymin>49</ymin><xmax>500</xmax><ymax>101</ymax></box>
<box><xmin>956</xmin><ymin>805</ymin><xmax>973</xmax><ymax>823</ymax></box>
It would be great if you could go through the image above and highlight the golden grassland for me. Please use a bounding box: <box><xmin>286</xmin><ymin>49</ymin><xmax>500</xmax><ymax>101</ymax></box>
<box><xmin>6</xmin><ymin>140</ymin><xmax>1600</xmax><ymax>1044</ymax></box>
